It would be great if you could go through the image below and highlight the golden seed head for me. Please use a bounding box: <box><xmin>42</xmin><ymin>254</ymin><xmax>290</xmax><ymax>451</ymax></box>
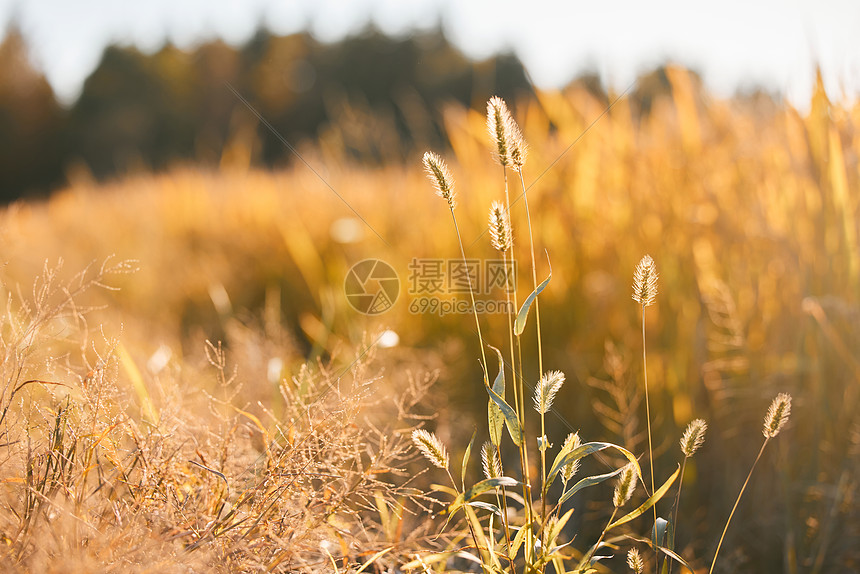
<box><xmin>488</xmin><ymin>201</ymin><xmax>513</xmax><ymax>252</ymax></box>
<box><xmin>680</xmin><ymin>418</ymin><xmax>707</xmax><ymax>457</ymax></box>
<box><xmin>627</xmin><ymin>548</ymin><xmax>644</xmax><ymax>573</ymax></box>
<box><xmin>763</xmin><ymin>393</ymin><xmax>792</xmax><ymax>438</ymax></box>
<box><xmin>481</xmin><ymin>441</ymin><xmax>503</xmax><ymax>480</ymax></box>
<box><xmin>412</xmin><ymin>429</ymin><xmax>449</xmax><ymax>470</ymax></box>
<box><xmin>487</xmin><ymin>96</ymin><xmax>528</xmax><ymax>170</ymax></box>
<box><xmin>487</xmin><ymin>96</ymin><xmax>510</xmax><ymax>167</ymax></box>
<box><xmin>533</xmin><ymin>370</ymin><xmax>565</xmax><ymax>415</ymax></box>
<box><xmin>632</xmin><ymin>254</ymin><xmax>658</xmax><ymax>306</ymax></box>
<box><xmin>508</xmin><ymin>117</ymin><xmax>528</xmax><ymax>169</ymax></box>
<box><xmin>422</xmin><ymin>151</ymin><xmax>456</xmax><ymax>209</ymax></box>
<box><xmin>560</xmin><ymin>432</ymin><xmax>583</xmax><ymax>484</ymax></box>
<box><xmin>613</xmin><ymin>462</ymin><xmax>638</xmax><ymax>507</ymax></box>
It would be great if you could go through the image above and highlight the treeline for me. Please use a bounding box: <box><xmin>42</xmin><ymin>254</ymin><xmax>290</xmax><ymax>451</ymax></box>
<box><xmin>1</xmin><ymin>24</ymin><xmax>712</xmax><ymax>202</ymax></box>
<box><xmin>1</xmin><ymin>26</ymin><xmax>540</xmax><ymax>202</ymax></box>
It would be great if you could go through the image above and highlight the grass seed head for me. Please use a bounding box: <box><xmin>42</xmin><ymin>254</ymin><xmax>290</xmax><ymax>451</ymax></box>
<box><xmin>560</xmin><ymin>432</ymin><xmax>583</xmax><ymax>484</ymax></box>
<box><xmin>614</xmin><ymin>462</ymin><xmax>638</xmax><ymax>507</ymax></box>
<box><xmin>508</xmin><ymin>116</ymin><xmax>528</xmax><ymax>169</ymax></box>
<box><xmin>488</xmin><ymin>201</ymin><xmax>513</xmax><ymax>252</ymax></box>
<box><xmin>680</xmin><ymin>418</ymin><xmax>707</xmax><ymax>457</ymax></box>
<box><xmin>481</xmin><ymin>441</ymin><xmax>503</xmax><ymax>479</ymax></box>
<box><xmin>534</xmin><ymin>370</ymin><xmax>565</xmax><ymax>414</ymax></box>
<box><xmin>627</xmin><ymin>548</ymin><xmax>644</xmax><ymax>573</ymax></box>
<box><xmin>412</xmin><ymin>429</ymin><xmax>449</xmax><ymax>470</ymax></box>
<box><xmin>632</xmin><ymin>254</ymin><xmax>658</xmax><ymax>307</ymax></box>
<box><xmin>487</xmin><ymin>96</ymin><xmax>510</xmax><ymax>167</ymax></box>
<box><xmin>763</xmin><ymin>392</ymin><xmax>792</xmax><ymax>438</ymax></box>
<box><xmin>422</xmin><ymin>151</ymin><xmax>456</xmax><ymax>209</ymax></box>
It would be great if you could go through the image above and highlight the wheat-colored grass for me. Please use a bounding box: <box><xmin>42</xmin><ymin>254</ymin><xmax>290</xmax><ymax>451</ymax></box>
<box><xmin>0</xmin><ymin>68</ymin><xmax>855</xmax><ymax>572</ymax></box>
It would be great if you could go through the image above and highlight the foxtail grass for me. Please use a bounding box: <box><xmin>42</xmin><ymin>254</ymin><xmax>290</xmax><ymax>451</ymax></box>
<box><xmin>486</xmin><ymin>97</ymin><xmax>536</xmax><ymax>553</ymax></box>
<box><xmin>487</xmin><ymin>201</ymin><xmax>516</xmax><ymax>557</ymax></box>
<box><xmin>412</xmin><ymin>429</ymin><xmax>449</xmax><ymax>471</ymax></box>
<box><xmin>422</xmin><ymin>151</ymin><xmax>489</xmax><ymax>384</ymax></box>
<box><xmin>411</xmin><ymin>97</ymin><xmax>796</xmax><ymax>574</ymax></box>
<box><xmin>589</xmin><ymin>462</ymin><xmax>639</xmax><ymax>563</ymax></box>
<box><xmin>423</xmin><ymin>150</ymin><xmax>509</xmax><ymax>567</ymax></box>
<box><xmin>627</xmin><ymin>547</ymin><xmax>645</xmax><ymax>573</ymax></box>
<box><xmin>489</xmin><ymin>95</ymin><xmax>553</xmax><ymax>544</ymax></box>
<box><xmin>633</xmin><ymin>254</ymin><xmax>659</xmax><ymax>529</ymax></box>
<box><xmin>669</xmin><ymin>418</ymin><xmax>707</xmax><ymax>573</ymax></box>
<box><xmin>709</xmin><ymin>393</ymin><xmax>792</xmax><ymax>574</ymax></box>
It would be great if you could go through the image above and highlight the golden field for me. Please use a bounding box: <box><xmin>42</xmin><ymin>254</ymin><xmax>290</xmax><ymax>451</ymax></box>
<box><xmin>0</xmin><ymin>67</ymin><xmax>858</xmax><ymax>572</ymax></box>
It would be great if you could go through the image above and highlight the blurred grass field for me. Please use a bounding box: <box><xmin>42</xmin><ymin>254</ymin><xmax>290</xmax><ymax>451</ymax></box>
<box><xmin>1</xmin><ymin>67</ymin><xmax>858</xmax><ymax>572</ymax></box>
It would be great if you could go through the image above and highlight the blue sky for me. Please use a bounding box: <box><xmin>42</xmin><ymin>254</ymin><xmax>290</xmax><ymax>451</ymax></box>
<box><xmin>2</xmin><ymin>0</ymin><xmax>859</xmax><ymax>109</ymax></box>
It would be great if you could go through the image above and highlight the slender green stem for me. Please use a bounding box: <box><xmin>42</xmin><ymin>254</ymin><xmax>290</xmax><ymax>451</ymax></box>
<box><xmin>547</xmin><ymin>479</ymin><xmax>571</xmax><ymax>523</ymax></box>
<box><xmin>517</xmin><ymin>168</ymin><xmax>548</xmax><ymax>541</ymax></box>
<box><xmin>641</xmin><ymin>304</ymin><xmax>656</xmax><ymax>523</ymax></box>
<box><xmin>502</xmin><ymin>250</ymin><xmax>519</xmax><ymax>427</ymax></box>
<box><xmin>496</xmin><ymin>250</ymin><xmax>516</xmax><ymax>569</ymax></box>
<box><xmin>501</xmin><ymin>169</ymin><xmax>520</xmax><ymax>417</ymax></box>
<box><xmin>589</xmin><ymin>507</ymin><xmax>619</xmax><ymax>565</ymax></box>
<box><xmin>450</xmin><ymin>208</ymin><xmax>488</xmax><ymax>382</ymax></box>
<box><xmin>496</xmin><ymin>445</ymin><xmax>515</xmax><ymax>571</ymax></box>
<box><xmin>501</xmin><ymin>166</ymin><xmax>534</xmax><ymax>562</ymax></box>
<box><xmin>709</xmin><ymin>438</ymin><xmax>770</xmax><ymax>574</ymax></box>
<box><xmin>446</xmin><ymin>468</ymin><xmax>486</xmax><ymax>561</ymax></box>
<box><xmin>668</xmin><ymin>456</ymin><xmax>689</xmax><ymax>574</ymax></box>
<box><xmin>539</xmin><ymin>403</ymin><xmax>547</xmax><ymax>541</ymax></box>
<box><xmin>514</xmin><ymin>335</ymin><xmax>534</xmax><ymax>562</ymax></box>
<box><xmin>517</xmin><ymin>168</ymin><xmax>544</xmax><ymax>377</ymax></box>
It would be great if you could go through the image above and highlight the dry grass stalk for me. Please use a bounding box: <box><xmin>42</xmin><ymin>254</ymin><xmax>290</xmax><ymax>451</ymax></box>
<box><xmin>710</xmin><ymin>393</ymin><xmax>793</xmax><ymax>574</ymax></box>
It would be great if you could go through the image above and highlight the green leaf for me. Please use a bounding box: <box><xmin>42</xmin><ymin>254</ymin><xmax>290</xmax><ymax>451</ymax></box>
<box><xmin>463</xmin><ymin>477</ymin><xmax>519</xmax><ymax>501</ymax></box>
<box><xmin>546</xmin><ymin>441</ymin><xmax>641</xmax><ymax>491</ymax></box>
<box><xmin>608</xmin><ymin>467</ymin><xmax>680</xmax><ymax>530</ymax></box>
<box><xmin>576</xmin><ymin>545</ymin><xmax>614</xmax><ymax>572</ymax></box>
<box><xmin>462</xmin><ymin>429</ymin><xmax>477</xmax><ymax>490</ymax></box>
<box><xmin>468</xmin><ymin>501</ymin><xmax>502</xmax><ymax>517</ymax></box>
<box><xmin>450</xmin><ymin>477</ymin><xmax>520</xmax><ymax>512</ymax></box>
<box><xmin>652</xmin><ymin>516</ymin><xmax>669</xmax><ymax>549</ymax></box>
<box><xmin>514</xmin><ymin>259</ymin><xmax>552</xmax><ymax>336</ymax></box>
<box><xmin>557</xmin><ymin>466</ymin><xmax>625</xmax><ymax>507</ymax></box>
<box><xmin>537</xmin><ymin>435</ymin><xmax>552</xmax><ymax>452</ymax></box>
<box><xmin>463</xmin><ymin>502</ymin><xmax>497</xmax><ymax>568</ymax></box>
<box><xmin>545</xmin><ymin>508</ymin><xmax>575</xmax><ymax>547</ymax></box>
<box><xmin>484</xmin><ymin>371</ymin><xmax>523</xmax><ymax>446</ymax></box>
<box><xmin>488</xmin><ymin>346</ymin><xmax>506</xmax><ymax>396</ymax></box>
<box><xmin>487</xmin><ymin>346</ymin><xmax>506</xmax><ymax>446</ymax></box>
<box><xmin>509</xmin><ymin>525</ymin><xmax>527</xmax><ymax>561</ymax></box>
<box><xmin>430</xmin><ymin>483</ymin><xmax>458</xmax><ymax>497</ymax></box>
<box><xmin>488</xmin><ymin>403</ymin><xmax>503</xmax><ymax>446</ymax></box>
<box><xmin>657</xmin><ymin>546</ymin><xmax>694</xmax><ymax>573</ymax></box>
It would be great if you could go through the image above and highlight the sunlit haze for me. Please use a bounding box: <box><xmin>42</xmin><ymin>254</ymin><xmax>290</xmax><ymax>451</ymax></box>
<box><xmin>2</xmin><ymin>0</ymin><xmax>859</xmax><ymax>108</ymax></box>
